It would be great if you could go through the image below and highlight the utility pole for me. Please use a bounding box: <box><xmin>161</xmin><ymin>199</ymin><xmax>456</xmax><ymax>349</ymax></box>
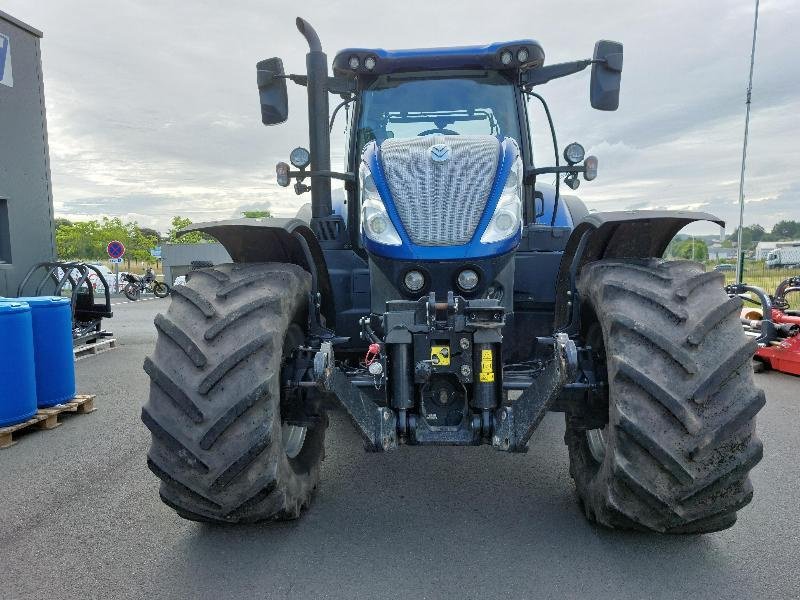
<box><xmin>736</xmin><ymin>0</ymin><xmax>760</xmax><ymax>284</ymax></box>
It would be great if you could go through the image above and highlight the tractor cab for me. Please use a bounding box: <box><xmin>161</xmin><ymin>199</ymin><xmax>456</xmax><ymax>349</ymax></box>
<box><xmin>264</xmin><ymin>34</ymin><xmax>620</xmax><ymax>332</ymax></box>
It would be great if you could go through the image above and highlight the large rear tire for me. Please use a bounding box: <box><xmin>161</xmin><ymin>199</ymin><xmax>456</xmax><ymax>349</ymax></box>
<box><xmin>142</xmin><ymin>262</ymin><xmax>326</xmax><ymax>523</ymax></box>
<box><xmin>566</xmin><ymin>259</ymin><xmax>764</xmax><ymax>533</ymax></box>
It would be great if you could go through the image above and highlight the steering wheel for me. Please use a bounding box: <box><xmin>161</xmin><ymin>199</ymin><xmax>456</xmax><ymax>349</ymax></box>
<box><xmin>418</xmin><ymin>128</ymin><xmax>460</xmax><ymax>136</ymax></box>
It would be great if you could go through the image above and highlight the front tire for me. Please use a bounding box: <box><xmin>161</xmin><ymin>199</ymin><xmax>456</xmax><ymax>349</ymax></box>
<box><xmin>142</xmin><ymin>262</ymin><xmax>325</xmax><ymax>523</ymax></box>
<box><xmin>124</xmin><ymin>283</ymin><xmax>139</xmax><ymax>301</ymax></box>
<box><xmin>566</xmin><ymin>259</ymin><xmax>764</xmax><ymax>534</ymax></box>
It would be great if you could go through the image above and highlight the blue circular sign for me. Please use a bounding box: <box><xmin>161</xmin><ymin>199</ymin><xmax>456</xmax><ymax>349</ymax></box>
<box><xmin>107</xmin><ymin>240</ymin><xmax>125</xmax><ymax>259</ymax></box>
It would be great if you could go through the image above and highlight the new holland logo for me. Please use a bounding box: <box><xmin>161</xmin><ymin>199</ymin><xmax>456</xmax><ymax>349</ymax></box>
<box><xmin>0</xmin><ymin>33</ymin><xmax>12</xmax><ymax>88</ymax></box>
<box><xmin>429</xmin><ymin>143</ymin><xmax>451</xmax><ymax>162</ymax></box>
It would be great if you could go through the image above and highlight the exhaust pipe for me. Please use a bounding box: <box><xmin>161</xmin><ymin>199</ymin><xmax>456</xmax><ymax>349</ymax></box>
<box><xmin>296</xmin><ymin>18</ymin><xmax>333</xmax><ymax>220</ymax></box>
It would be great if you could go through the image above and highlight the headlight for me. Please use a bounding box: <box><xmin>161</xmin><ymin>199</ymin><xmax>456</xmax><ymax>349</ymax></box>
<box><xmin>360</xmin><ymin>162</ymin><xmax>402</xmax><ymax>246</ymax></box>
<box><xmin>457</xmin><ymin>269</ymin><xmax>479</xmax><ymax>291</ymax></box>
<box><xmin>404</xmin><ymin>270</ymin><xmax>425</xmax><ymax>292</ymax></box>
<box><xmin>481</xmin><ymin>156</ymin><xmax>523</xmax><ymax>244</ymax></box>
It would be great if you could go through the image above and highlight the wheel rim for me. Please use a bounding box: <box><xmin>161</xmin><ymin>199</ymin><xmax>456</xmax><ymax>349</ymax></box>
<box><xmin>586</xmin><ymin>427</ymin><xmax>607</xmax><ymax>463</ymax></box>
<box><xmin>282</xmin><ymin>423</ymin><xmax>307</xmax><ymax>459</ymax></box>
<box><xmin>584</xmin><ymin>321</ymin><xmax>609</xmax><ymax>465</ymax></box>
<box><xmin>281</xmin><ymin>323</ymin><xmax>309</xmax><ymax>461</ymax></box>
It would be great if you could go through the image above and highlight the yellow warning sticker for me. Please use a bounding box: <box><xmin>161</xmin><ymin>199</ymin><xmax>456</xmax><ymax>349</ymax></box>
<box><xmin>480</xmin><ymin>349</ymin><xmax>494</xmax><ymax>382</ymax></box>
<box><xmin>431</xmin><ymin>345</ymin><xmax>451</xmax><ymax>366</ymax></box>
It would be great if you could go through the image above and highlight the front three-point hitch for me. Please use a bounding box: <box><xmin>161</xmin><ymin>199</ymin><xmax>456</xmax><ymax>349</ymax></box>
<box><xmin>290</xmin><ymin>293</ymin><xmax>580</xmax><ymax>452</ymax></box>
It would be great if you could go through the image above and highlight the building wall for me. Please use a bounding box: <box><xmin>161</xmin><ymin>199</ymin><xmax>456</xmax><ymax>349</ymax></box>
<box><xmin>0</xmin><ymin>11</ymin><xmax>55</xmax><ymax>297</ymax></box>
<box><xmin>162</xmin><ymin>243</ymin><xmax>231</xmax><ymax>284</ymax></box>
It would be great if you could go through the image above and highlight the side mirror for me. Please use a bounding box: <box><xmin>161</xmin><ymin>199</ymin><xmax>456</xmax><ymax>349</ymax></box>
<box><xmin>257</xmin><ymin>57</ymin><xmax>289</xmax><ymax>125</ymax></box>
<box><xmin>590</xmin><ymin>41</ymin><xmax>623</xmax><ymax>111</ymax></box>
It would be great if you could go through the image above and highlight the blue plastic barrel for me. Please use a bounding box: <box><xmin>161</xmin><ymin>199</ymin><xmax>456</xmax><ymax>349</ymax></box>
<box><xmin>0</xmin><ymin>301</ymin><xmax>38</xmax><ymax>426</ymax></box>
<box><xmin>16</xmin><ymin>297</ymin><xmax>76</xmax><ymax>408</ymax></box>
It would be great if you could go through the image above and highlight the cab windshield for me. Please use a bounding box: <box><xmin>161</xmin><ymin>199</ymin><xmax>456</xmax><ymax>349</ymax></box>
<box><xmin>356</xmin><ymin>71</ymin><xmax>521</xmax><ymax>150</ymax></box>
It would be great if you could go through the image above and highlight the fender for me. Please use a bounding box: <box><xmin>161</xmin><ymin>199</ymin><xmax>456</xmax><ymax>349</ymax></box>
<box><xmin>553</xmin><ymin>210</ymin><xmax>724</xmax><ymax>331</ymax></box>
<box><xmin>179</xmin><ymin>218</ymin><xmax>336</xmax><ymax>326</ymax></box>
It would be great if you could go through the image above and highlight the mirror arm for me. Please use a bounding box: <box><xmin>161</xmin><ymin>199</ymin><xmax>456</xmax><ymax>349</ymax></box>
<box><xmin>521</xmin><ymin>59</ymin><xmax>593</xmax><ymax>87</ymax></box>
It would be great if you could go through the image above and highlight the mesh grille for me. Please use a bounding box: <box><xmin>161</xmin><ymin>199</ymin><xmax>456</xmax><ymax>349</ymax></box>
<box><xmin>380</xmin><ymin>135</ymin><xmax>500</xmax><ymax>246</ymax></box>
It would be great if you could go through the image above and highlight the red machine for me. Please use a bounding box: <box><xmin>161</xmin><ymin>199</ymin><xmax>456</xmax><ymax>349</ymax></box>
<box><xmin>731</xmin><ymin>276</ymin><xmax>800</xmax><ymax>376</ymax></box>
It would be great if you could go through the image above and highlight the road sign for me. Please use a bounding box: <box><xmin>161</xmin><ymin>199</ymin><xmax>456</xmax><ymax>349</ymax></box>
<box><xmin>107</xmin><ymin>240</ymin><xmax>126</xmax><ymax>259</ymax></box>
<box><xmin>109</xmin><ymin>257</ymin><xmax>123</xmax><ymax>264</ymax></box>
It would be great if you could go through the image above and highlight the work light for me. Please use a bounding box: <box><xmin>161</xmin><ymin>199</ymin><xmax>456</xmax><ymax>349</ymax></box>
<box><xmin>289</xmin><ymin>147</ymin><xmax>311</xmax><ymax>169</ymax></box>
<box><xmin>348</xmin><ymin>55</ymin><xmax>360</xmax><ymax>70</ymax></box>
<box><xmin>563</xmin><ymin>142</ymin><xmax>585</xmax><ymax>165</ymax></box>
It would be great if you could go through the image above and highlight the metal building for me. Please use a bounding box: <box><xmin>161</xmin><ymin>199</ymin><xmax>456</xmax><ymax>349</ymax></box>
<box><xmin>0</xmin><ymin>10</ymin><xmax>55</xmax><ymax>297</ymax></box>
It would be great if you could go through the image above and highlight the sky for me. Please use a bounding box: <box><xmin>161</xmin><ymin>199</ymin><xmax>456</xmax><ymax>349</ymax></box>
<box><xmin>3</xmin><ymin>0</ymin><xmax>799</xmax><ymax>236</ymax></box>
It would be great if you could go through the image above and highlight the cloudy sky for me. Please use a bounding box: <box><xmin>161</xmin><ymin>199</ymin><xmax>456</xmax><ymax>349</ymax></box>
<box><xmin>4</xmin><ymin>0</ymin><xmax>799</xmax><ymax>235</ymax></box>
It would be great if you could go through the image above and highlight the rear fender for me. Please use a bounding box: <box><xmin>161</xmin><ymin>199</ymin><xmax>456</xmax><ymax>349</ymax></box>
<box><xmin>180</xmin><ymin>218</ymin><xmax>335</xmax><ymax>325</ymax></box>
<box><xmin>554</xmin><ymin>210</ymin><xmax>724</xmax><ymax>331</ymax></box>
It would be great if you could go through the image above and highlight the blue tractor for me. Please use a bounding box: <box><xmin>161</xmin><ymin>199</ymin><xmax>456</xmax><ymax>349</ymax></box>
<box><xmin>143</xmin><ymin>19</ymin><xmax>763</xmax><ymax>532</ymax></box>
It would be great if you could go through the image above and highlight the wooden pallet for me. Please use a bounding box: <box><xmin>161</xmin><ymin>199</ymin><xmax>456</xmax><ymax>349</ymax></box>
<box><xmin>74</xmin><ymin>338</ymin><xmax>117</xmax><ymax>361</ymax></box>
<box><xmin>0</xmin><ymin>394</ymin><xmax>96</xmax><ymax>449</ymax></box>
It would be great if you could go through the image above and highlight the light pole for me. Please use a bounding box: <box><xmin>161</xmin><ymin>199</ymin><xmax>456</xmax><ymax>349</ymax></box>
<box><xmin>736</xmin><ymin>0</ymin><xmax>760</xmax><ymax>284</ymax></box>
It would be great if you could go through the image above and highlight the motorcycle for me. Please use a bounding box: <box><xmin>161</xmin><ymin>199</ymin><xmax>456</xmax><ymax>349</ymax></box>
<box><xmin>122</xmin><ymin>272</ymin><xmax>170</xmax><ymax>301</ymax></box>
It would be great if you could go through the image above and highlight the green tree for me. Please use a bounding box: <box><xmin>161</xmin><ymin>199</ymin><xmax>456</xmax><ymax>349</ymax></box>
<box><xmin>771</xmin><ymin>220</ymin><xmax>800</xmax><ymax>240</ymax></box>
<box><xmin>673</xmin><ymin>239</ymin><xmax>708</xmax><ymax>261</ymax></box>
<box><xmin>168</xmin><ymin>216</ymin><xmax>209</xmax><ymax>244</ymax></box>
<box><xmin>138</xmin><ymin>227</ymin><xmax>161</xmax><ymax>240</ymax></box>
<box><xmin>242</xmin><ymin>210</ymin><xmax>272</xmax><ymax>218</ymax></box>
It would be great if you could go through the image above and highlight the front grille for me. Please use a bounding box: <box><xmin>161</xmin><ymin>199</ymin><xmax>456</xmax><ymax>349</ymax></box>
<box><xmin>380</xmin><ymin>135</ymin><xmax>500</xmax><ymax>246</ymax></box>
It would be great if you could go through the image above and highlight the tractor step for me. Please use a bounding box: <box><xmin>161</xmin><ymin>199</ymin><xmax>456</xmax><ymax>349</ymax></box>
<box><xmin>74</xmin><ymin>338</ymin><xmax>117</xmax><ymax>361</ymax></box>
<box><xmin>0</xmin><ymin>395</ymin><xmax>96</xmax><ymax>449</ymax></box>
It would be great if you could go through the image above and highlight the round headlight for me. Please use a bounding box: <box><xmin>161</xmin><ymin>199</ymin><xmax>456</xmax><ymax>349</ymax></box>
<box><xmin>563</xmin><ymin>142</ymin><xmax>586</xmax><ymax>165</ymax></box>
<box><xmin>517</xmin><ymin>48</ymin><xmax>529</xmax><ymax>63</ymax></box>
<box><xmin>289</xmin><ymin>147</ymin><xmax>310</xmax><ymax>169</ymax></box>
<box><xmin>364</xmin><ymin>56</ymin><xmax>376</xmax><ymax>70</ymax></box>
<box><xmin>404</xmin><ymin>270</ymin><xmax>425</xmax><ymax>292</ymax></box>
<box><xmin>500</xmin><ymin>50</ymin><xmax>513</xmax><ymax>66</ymax></box>
<box><xmin>457</xmin><ymin>269</ymin><xmax>479</xmax><ymax>291</ymax></box>
<box><xmin>368</xmin><ymin>214</ymin><xmax>388</xmax><ymax>235</ymax></box>
<box><xmin>348</xmin><ymin>55</ymin><xmax>360</xmax><ymax>70</ymax></box>
<box><xmin>494</xmin><ymin>211</ymin><xmax>516</xmax><ymax>233</ymax></box>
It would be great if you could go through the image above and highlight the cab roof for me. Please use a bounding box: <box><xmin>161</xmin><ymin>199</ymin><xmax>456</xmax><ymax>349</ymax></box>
<box><xmin>332</xmin><ymin>40</ymin><xmax>544</xmax><ymax>78</ymax></box>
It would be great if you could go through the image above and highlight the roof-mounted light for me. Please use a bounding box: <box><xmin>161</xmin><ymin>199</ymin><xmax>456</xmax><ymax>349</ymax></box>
<box><xmin>500</xmin><ymin>50</ymin><xmax>514</xmax><ymax>66</ymax></box>
<box><xmin>517</xmin><ymin>48</ymin><xmax>529</xmax><ymax>63</ymax></box>
<box><xmin>348</xmin><ymin>55</ymin><xmax>360</xmax><ymax>70</ymax></box>
<box><xmin>364</xmin><ymin>56</ymin><xmax>377</xmax><ymax>70</ymax></box>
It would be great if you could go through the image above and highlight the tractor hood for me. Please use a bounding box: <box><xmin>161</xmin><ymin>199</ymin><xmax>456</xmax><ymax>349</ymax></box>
<box><xmin>361</xmin><ymin>135</ymin><xmax>521</xmax><ymax>260</ymax></box>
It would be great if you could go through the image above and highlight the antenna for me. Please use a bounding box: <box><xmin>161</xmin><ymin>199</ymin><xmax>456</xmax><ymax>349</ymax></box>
<box><xmin>735</xmin><ymin>0</ymin><xmax>760</xmax><ymax>284</ymax></box>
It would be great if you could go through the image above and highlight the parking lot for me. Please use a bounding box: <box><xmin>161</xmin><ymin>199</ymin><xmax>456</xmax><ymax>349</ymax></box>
<box><xmin>2</xmin><ymin>298</ymin><xmax>799</xmax><ymax>600</ymax></box>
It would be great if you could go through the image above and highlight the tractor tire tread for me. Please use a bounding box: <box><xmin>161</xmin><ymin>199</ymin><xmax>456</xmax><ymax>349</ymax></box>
<box><xmin>566</xmin><ymin>258</ymin><xmax>763</xmax><ymax>534</ymax></box>
<box><xmin>142</xmin><ymin>262</ymin><xmax>325</xmax><ymax>523</ymax></box>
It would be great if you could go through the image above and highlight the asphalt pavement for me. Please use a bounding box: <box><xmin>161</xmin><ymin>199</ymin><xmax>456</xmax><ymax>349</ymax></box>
<box><xmin>1</xmin><ymin>298</ymin><xmax>799</xmax><ymax>600</ymax></box>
